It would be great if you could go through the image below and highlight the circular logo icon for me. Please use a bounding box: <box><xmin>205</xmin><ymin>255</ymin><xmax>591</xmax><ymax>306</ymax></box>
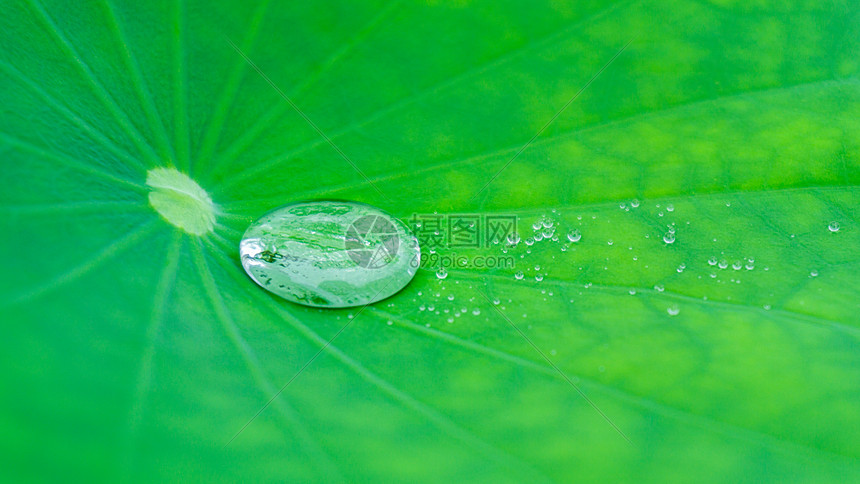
<box><xmin>345</xmin><ymin>215</ymin><xmax>400</xmax><ymax>269</ymax></box>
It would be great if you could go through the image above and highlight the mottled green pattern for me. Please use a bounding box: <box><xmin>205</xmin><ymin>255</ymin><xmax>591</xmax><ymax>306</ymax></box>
<box><xmin>1</xmin><ymin>0</ymin><xmax>859</xmax><ymax>482</ymax></box>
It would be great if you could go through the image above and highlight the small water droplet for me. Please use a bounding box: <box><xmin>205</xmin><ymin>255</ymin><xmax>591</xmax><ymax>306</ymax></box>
<box><xmin>828</xmin><ymin>221</ymin><xmax>840</xmax><ymax>233</ymax></box>
<box><xmin>667</xmin><ymin>305</ymin><xmax>680</xmax><ymax>316</ymax></box>
<box><xmin>707</xmin><ymin>257</ymin><xmax>717</xmax><ymax>266</ymax></box>
<box><xmin>630</xmin><ymin>199</ymin><xmax>640</xmax><ymax>208</ymax></box>
<box><xmin>436</xmin><ymin>267</ymin><xmax>448</xmax><ymax>280</ymax></box>
<box><xmin>629</xmin><ymin>289</ymin><xmax>636</xmax><ymax>295</ymax></box>
<box><xmin>607</xmin><ymin>239</ymin><xmax>614</xmax><ymax>246</ymax></box>
<box><xmin>810</xmin><ymin>270</ymin><xmax>819</xmax><ymax>277</ymax></box>
<box><xmin>472</xmin><ymin>308</ymin><xmax>481</xmax><ymax>316</ymax></box>
<box><xmin>732</xmin><ymin>261</ymin><xmax>742</xmax><ymax>270</ymax></box>
<box><xmin>662</xmin><ymin>233</ymin><xmax>675</xmax><ymax>244</ymax></box>
<box><xmin>567</xmin><ymin>229</ymin><xmax>582</xmax><ymax>243</ymax></box>
<box><xmin>514</xmin><ymin>271</ymin><xmax>524</xmax><ymax>280</ymax></box>
<box><xmin>718</xmin><ymin>260</ymin><xmax>728</xmax><ymax>269</ymax></box>
<box><xmin>666</xmin><ymin>204</ymin><xmax>674</xmax><ymax>212</ymax></box>
<box><xmin>654</xmin><ymin>284</ymin><xmax>664</xmax><ymax>292</ymax></box>
<box><xmin>535</xmin><ymin>274</ymin><xmax>544</xmax><ymax>282</ymax></box>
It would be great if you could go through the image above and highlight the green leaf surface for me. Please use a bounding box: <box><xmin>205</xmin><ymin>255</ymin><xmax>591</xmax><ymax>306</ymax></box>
<box><xmin>2</xmin><ymin>0</ymin><xmax>859</xmax><ymax>482</ymax></box>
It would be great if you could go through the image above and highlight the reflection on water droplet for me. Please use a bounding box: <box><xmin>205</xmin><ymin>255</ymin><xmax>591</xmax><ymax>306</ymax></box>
<box><xmin>239</xmin><ymin>200</ymin><xmax>419</xmax><ymax>308</ymax></box>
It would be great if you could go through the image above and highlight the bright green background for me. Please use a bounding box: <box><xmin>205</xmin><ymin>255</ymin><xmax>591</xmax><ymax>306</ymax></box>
<box><xmin>2</xmin><ymin>0</ymin><xmax>859</xmax><ymax>482</ymax></box>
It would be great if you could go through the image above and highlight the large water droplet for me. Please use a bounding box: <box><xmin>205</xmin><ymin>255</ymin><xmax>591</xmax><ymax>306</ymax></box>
<box><xmin>239</xmin><ymin>200</ymin><xmax>419</xmax><ymax>308</ymax></box>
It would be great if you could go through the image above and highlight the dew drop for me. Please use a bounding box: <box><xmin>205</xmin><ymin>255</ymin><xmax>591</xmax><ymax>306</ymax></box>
<box><xmin>535</xmin><ymin>274</ymin><xmax>544</xmax><ymax>282</ymax></box>
<box><xmin>239</xmin><ymin>200</ymin><xmax>419</xmax><ymax>308</ymax></box>
<box><xmin>630</xmin><ymin>199</ymin><xmax>640</xmax><ymax>208</ymax></box>
<box><xmin>436</xmin><ymin>267</ymin><xmax>448</xmax><ymax>280</ymax></box>
<box><xmin>718</xmin><ymin>260</ymin><xmax>728</xmax><ymax>269</ymax></box>
<box><xmin>567</xmin><ymin>229</ymin><xmax>582</xmax><ymax>243</ymax></box>
<box><xmin>667</xmin><ymin>305</ymin><xmax>680</xmax><ymax>316</ymax></box>
<box><xmin>666</xmin><ymin>204</ymin><xmax>674</xmax><ymax>212</ymax></box>
<box><xmin>514</xmin><ymin>271</ymin><xmax>525</xmax><ymax>280</ymax></box>
<box><xmin>662</xmin><ymin>233</ymin><xmax>675</xmax><ymax>244</ymax></box>
<box><xmin>828</xmin><ymin>221</ymin><xmax>840</xmax><ymax>233</ymax></box>
<box><xmin>810</xmin><ymin>270</ymin><xmax>819</xmax><ymax>277</ymax></box>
